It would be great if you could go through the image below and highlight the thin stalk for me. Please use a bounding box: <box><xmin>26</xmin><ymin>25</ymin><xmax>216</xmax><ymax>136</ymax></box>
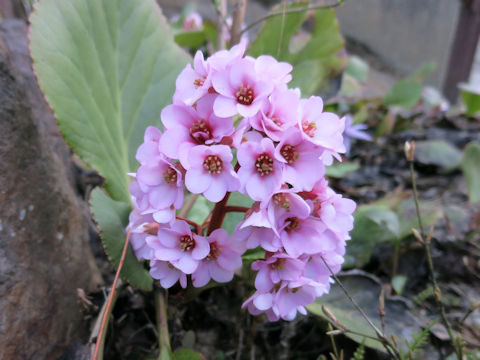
<box><xmin>328</xmin><ymin>323</ymin><xmax>340</xmax><ymax>359</ymax></box>
<box><xmin>216</xmin><ymin>0</ymin><xmax>227</xmax><ymax>50</ymax></box>
<box><xmin>178</xmin><ymin>194</ymin><xmax>199</xmax><ymax>218</ymax></box>
<box><xmin>240</xmin><ymin>0</ymin><xmax>345</xmax><ymax>35</ymax></box>
<box><xmin>409</xmin><ymin>160</ymin><xmax>462</xmax><ymax>359</ymax></box>
<box><xmin>230</xmin><ymin>0</ymin><xmax>247</xmax><ymax>46</ymax></box>
<box><xmin>93</xmin><ymin>229</ymin><xmax>132</xmax><ymax>360</ymax></box>
<box><xmin>320</xmin><ymin>256</ymin><xmax>401</xmax><ymax>359</ymax></box>
<box><xmin>224</xmin><ymin>206</ymin><xmax>249</xmax><ymax>213</ymax></box>
<box><xmin>155</xmin><ymin>288</ymin><xmax>171</xmax><ymax>357</ymax></box>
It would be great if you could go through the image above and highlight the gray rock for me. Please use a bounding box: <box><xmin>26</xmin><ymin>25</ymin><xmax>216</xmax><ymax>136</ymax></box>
<box><xmin>0</xmin><ymin>20</ymin><xmax>102</xmax><ymax>360</ymax></box>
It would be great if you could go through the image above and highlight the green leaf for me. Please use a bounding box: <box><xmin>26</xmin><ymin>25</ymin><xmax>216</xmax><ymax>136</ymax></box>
<box><xmin>414</xmin><ymin>140</ymin><xmax>463</xmax><ymax>170</ymax></box>
<box><xmin>30</xmin><ymin>0</ymin><xmax>191</xmax><ymax>202</ymax></box>
<box><xmin>307</xmin><ymin>271</ymin><xmax>426</xmax><ymax>352</ymax></box>
<box><xmin>172</xmin><ymin>348</ymin><xmax>205</xmax><ymax>360</ymax></box>
<box><xmin>462</xmin><ymin>142</ymin><xmax>480</xmax><ymax>204</ymax></box>
<box><xmin>174</xmin><ymin>30</ymin><xmax>207</xmax><ymax>48</ymax></box>
<box><xmin>411</xmin><ymin>61</ymin><xmax>436</xmax><ymax>82</ymax></box>
<box><xmin>395</xmin><ymin>199</ymin><xmax>443</xmax><ymax>239</ymax></box>
<box><xmin>384</xmin><ymin>79</ymin><xmax>423</xmax><ymax>109</ymax></box>
<box><xmin>460</xmin><ymin>85</ymin><xmax>480</xmax><ymax>116</ymax></box>
<box><xmin>346</xmin><ymin>205</ymin><xmax>400</xmax><ymax>267</ymax></box>
<box><xmin>90</xmin><ymin>188</ymin><xmax>153</xmax><ymax>291</ymax></box>
<box><xmin>188</xmin><ymin>195</ymin><xmax>215</xmax><ymax>225</ymax></box>
<box><xmin>222</xmin><ymin>192</ymin><xmax>254</xmax><ymax>234</ymax></box>
<box><xmin>325</xmin><ymin>161</ymin><xmax>359</xmax><ymax>178</ymax></box>
<box><xmin>392</xmin><ymin>274</ymin><xmax>408</xmax><ymax>295</ymax></box>
<box><xmin>346</xmin><ymin>55</ymin><xmax>369</xmax><ymax>83</ymax></box>
<box><xmin>242</xmin><ymin>247</ymin><xmax>266</xmax><ymax>261</ymax></box>
<box><xmin>248</xmin><ymin>2</ymin><xmax>345</xmax><ymax>96</ymax></box>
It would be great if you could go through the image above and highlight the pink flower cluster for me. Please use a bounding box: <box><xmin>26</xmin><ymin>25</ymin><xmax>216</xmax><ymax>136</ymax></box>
<box><xmin>127</xmin><ymin>40</ymin><xmax>355</xmax><ymax>321</ymax></box>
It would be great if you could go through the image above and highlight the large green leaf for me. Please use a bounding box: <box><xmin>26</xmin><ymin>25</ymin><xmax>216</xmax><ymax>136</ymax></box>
<box><xmin>248</xmin><ymin>1</ymin><xmax>345</xmax><ymax>96</ymax></box>
<box><xmin>462</xmin><ymin>142</ymin><xmax>480</xmax><ymax>204</ymax></box>
<box><xmin>414</xmin><ymin>140</ymin><xmax>462</xmax><ymax>171</ymax></box>
<box><xmin>90</xmin><ymin>188</ymin><xmax>153</xmax><ymax>291</ymax></box>
<box><xmin>30</xmin><ymin>0</ymin><xmax>190</xmax><ymax>202</ymax></box>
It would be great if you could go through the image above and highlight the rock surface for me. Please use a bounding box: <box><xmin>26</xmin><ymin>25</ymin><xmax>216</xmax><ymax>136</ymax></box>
<box><xmin>0</xmin><ymin>20</ymin><xmax>101</xmax><ymax>360</ymax></box>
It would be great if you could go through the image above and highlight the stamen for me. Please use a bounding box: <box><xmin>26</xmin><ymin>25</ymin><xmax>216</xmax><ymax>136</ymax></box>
<box><xmin>206</xmin><ymin>242</ymin><xmax>220</xmax><ymax>261</ymax></box>
<box><xmin>255</xmin><ymin>153</ymin><xmax>274</xmax><ymax>176</ymax></box>
<box><xmin>284</xmin><ymin>217</ymin><xmax>299</xmax><ymax>232</ymax></box>
<box><xmin>235</xmin><ymin>84</ymin><xmax>254</xmax><ymax>105</ymax></box>
<box><xmin>280</xmin><ymin>144</ymin><xmax>299</xmax><ymax>164</ymax></box>
<box><xmin>179</xmin><ymin>235</ymin><xmax>195</xmax><ymax>251</ymax></box>
<box><xmin>163</xmin><ymin>168</ymin><xmax>178</xmax><ymax>184</ymax></box>
<box><xmin>302</xmin><ymin>121</ymin><xmax>317</xmax><ymax>138</ymax></box>
<box><xmin>203</xmin><ymin>155</ymin><xmax>223</xmax><ymax>174</ymax></box>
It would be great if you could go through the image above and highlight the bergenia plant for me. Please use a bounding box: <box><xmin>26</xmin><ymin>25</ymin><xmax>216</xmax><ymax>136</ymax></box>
<box><xmin>127</xmin><ymin>39</ymin><xmax>356</xmax><ymax>321</ymax></box>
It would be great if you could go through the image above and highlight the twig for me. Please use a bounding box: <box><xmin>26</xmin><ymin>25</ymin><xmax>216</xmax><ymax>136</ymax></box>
<box><xmin>407</xmin><ymin>146</ymin><xmax>462</xmax><ymax>359</ymax></box>
<box><xmin>155</xmin><ymin>288</ymin><xmax>171</xmax><ymax>357</ymax></box>
<box><xmin>93</xmin><ymin>229</ymin><xmax>132</xmax><ymax>360</ymax></box>
<box><xmin>178</xmin><ymin>194</ymin><xmax>199</xmax><ymax>218</ymax></box>
<box><xmin>328</xmin><ymin>323</ymin><xmax>340</xmax><ymax>359</ymax></box>
<box><xmin>320</xmin><ymin>256</ymin><xmax>401</xmax><ymax>359</ymax></box>
<box><xmin>216</xmin><ymin>0</ymin><xmax>227</xmax><ymax>50</ymax></box>
<box><xmin>240</xmin><ymin>0</ymin><xmax>345</xmax><ymax>35</ymax></box>
<box><xmin>230</xmin><ymin>0</ymin><xmax>247</xmax><ymax>46</ymax></box>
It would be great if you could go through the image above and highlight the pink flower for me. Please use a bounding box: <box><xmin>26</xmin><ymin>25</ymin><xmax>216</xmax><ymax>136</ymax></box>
<box><xmin>254</xmin><ymin>55</ymin><xmax>292</xmax><ymax>85</ymax></box>
<box><xmin>160</xmin><ymin>95</ymin><xmax>234</xmax><ymax>166</ymax></box>
<box><xmin>249</xmin><ymin>85</ymin><xmax>300</xmax><ymax>141</ymax></box>
<box><xmin>135</xmin><ymin>157</ymin><xmax>184</xmax><ymax>211</ymax></box>
<box><xmin>184</xmin><ymin>145</ymin><xmax>240</xmax><ymax>202</ymax></box>
<box><xmin>173</xmin><ymin>50</ymin><xmax>211</xmax><ymax>106</ymax></box>
<box><xmin>252</xmin><ymin>252</ymin><xmax>305</xmax><ymax>292</ymax></box>
<box><xmin>298</xmin><ymin>96</ymin><xmax>346</xmax><ymax>163</ymax></box>
<box><xmin>263</xmin><ymin>190</ymin><xmax>311</xmax><ymax>234</ymax></box>
<box><xmin>236</xmin><ymin>208</ymin><xmax>281</xmax><ymax>251</ymax></box>
<box><xmin>150</xmin><ymin>260</ymin><xmax>187</xmax><ymax>289</ymax></box>
<box><xmin>127</xmin><ymin>209</ymin><xmax>157</xmax><ymax>260</ymax></box>
<box><xmin>192</xmin><ymin>229</ymin><xmax>244</xmax><ymax>287</ymax></box>
<box><xmin>147</xmin><ymin>220</ymin><xmax>210</xmax><ymax>274</ymax></box>
<box><xmin>278</xmin><ymin>215</ymin><xmax>336</xmax><ymax>257</ymax></box>
<box><xmin>212</xmin><ymin>57</ymin><xmax>274</xmax><ymax>118</ymax></box>
<box><xmin>135</xmin><ymin>126</ymin><xmax>163</xmax><ymax>165</ymax></box>
<box><xmin>237</xmin><ymin>137</ymin><xmax>283</xmax><ymax>201</ymax></box>
<box><xmin>129</xmin><ymin>180</ymin><xmax>176</xmax><ymax>224</ymax></box>
<box><xmin>183</xmin><ymin>12</ymin><xmax>203</xmax><ymax>31</ymax></box>
<box><xmin>302</xmin><ymin>251</ymin><xmax>344</xmax><ymax>296</ymax></box>
<box><xmin>208</xmin><ymin>38</ymin><xmax>247</xmax><ymax>71</ymax></box>
<box><xmin>274</xmin><ymin>127</ymin><xmax>325</xmax><ymax>191</ymax></box>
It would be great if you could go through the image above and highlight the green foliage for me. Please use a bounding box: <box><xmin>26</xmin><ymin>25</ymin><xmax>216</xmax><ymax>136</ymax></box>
<box><xmin>188</xmin><ymin>195</ymin><xmax>215</xmax><ymax>225</ymax></box>
<box><xmin>391</xmin><ymin>274</ymin><xmax>408</xmax><ymax>295</ymax></box>
<box><xmin>384</xmin><ymin>79</ymin><xmax>423</xmax><ymax>109</ymax></box>
<box><xmin>352</xmin><ymin>343</ymin><xmax>365</xmax><ymax>360</ymax></box>
<box><xmin>249</xmin><ymin>1</ymin><xmax>345</xmax><ymax>96</ymax></box>
<box><xmin>30</xmin><ymin>0</ymin><xmax>190</xmax><ymax>202</ymax></box>
<box><xmin>345</xmin><ymin>194</ymin><xmax>443</xmax><ymax>268</ymax></box>
<box><xmin>461</xmin><ymin>142</ymin><xmax>480</xmax><ymax>204</ymax></box>
<box><xmin>404</xmin><ymin>321</ymin><xmax>436</xmax><ymax>357</ymax></box>
<box><xmin>90</xmin><ymin>188</ymin><xmax>153</xmax><ymax>291</ymax></box>
<box><xmin>413</xmin><ymin>286</ymin><xmax>434</xmax><ymax>305</ymax></box>
<box><xmin>415</xmin><ymin>140</ymin><xmax>463</xmax><ymax>171</ymax></box>
<box><xmin>325</xmin><ymin>162</ymin><xmax>360</xmax><ymax>178</ymax></box>
<box><xmin>460</xmin><ymin>84</ymin><xmax>480</xmax><ymax>116</ymax></box>
<box><xmin>384</xmin><ymin>62</ymin><xmax>435</xmax><ymax>109</ymax></box>
<box><xmin>346</xmin><ymin>56</ymin><xmax>369</xmax><ymax>83</ymax></box>
<box><xmin>223</xmin><ymin>192</ymin><xmax>254</xmax><ymax>234</ymax></box>
<box><xmin>174</xmin><ymin>22</ymin><xmax>218</xmax><ymax>49</ymax></box>
<box><xmin>172</xmin><ymin>348</ymin><xmax>205</xmax><ymax>360</ymax></box>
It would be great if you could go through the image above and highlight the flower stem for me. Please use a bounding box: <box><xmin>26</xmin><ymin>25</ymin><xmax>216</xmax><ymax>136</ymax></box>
<box><xmin>155</xmin><ymin>288</ymin><xmax>171</xmax><ymax>358</ymax></box>
<box><xmin>408</xmin><ymin>160</ymin><xmax>462</xmax><ymax>359</ymax></box>
<box><xmin>320</xmin><ymin>257</ymin><xmax>401</xmax><ymax>359</ymax></box>
<box><xmin>92</xmin><ymin>229</ymin><xmax>132</xmax><ymax>360</ymax></box>
<box><xmin>230</xmin><ymin>0</ymin><xmax>247</xmax><ymax>46</ymax></box>
<box><xmin>207</xmin><ymin>192</ymin><xmax>231</xmax><ymax>235</ymax></box>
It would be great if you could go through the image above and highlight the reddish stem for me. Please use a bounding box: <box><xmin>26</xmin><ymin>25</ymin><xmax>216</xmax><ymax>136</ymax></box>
<box><xmin>224</xmin><ymin>206</ymin><xmax>249</xmax><ymax>213</ymax></box>
<box><xmin>207</xmin><ymin>192</ymin><xmax>231</xmax><ymax>235</ymax></box>
<box><xmin>176</xmin><ymin>216</ymin><xmax>202</xmax><ymax>234</ymax></box>
<box><xmin>93</xmin><ymin>228</ymin><xmax>131</xmax><ymax>360</ymax></box>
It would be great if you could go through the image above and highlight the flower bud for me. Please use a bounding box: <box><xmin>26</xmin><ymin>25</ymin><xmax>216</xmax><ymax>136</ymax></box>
<box><xmin>404</xmin><ymin>140</ymin><xmax>415</xmax><ymax>161</ymax></box>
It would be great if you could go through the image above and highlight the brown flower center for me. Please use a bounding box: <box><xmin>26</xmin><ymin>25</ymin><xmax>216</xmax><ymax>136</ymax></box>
<box><xmin>206</xmin><ymin>242</ymin><xmax>220</xmax><ymax>261</ymax></box>
<box><xmin>255</xmin><ymin>153</ymin><xmax>274</xmax><ymax>176</ymax></box>
<box><xmin>179</xmin><ymin>235</ymin><xmax>195</xmax><ymax>251</ymax></box>
<box><xmin>190</xmin><ymin>120</ymin><xmax>211</xmax><ymax>143</ymax></box>
<box><xmin>284</xmin><ymin>217</ymin><xmax>300</xmax><ymax>232</ymax></box>
<box><xmin>280</xmin><ymin>144</ymin><xmax>299</xmax><ymax>164</ymax></box>
<box><xmin>203</xmin><ymin>155</ymin><xmax>223</xmax><ymax>174</ymax></box>
<box><xmin>163</xmin><ymin>168</ymin><xmax>178</xmax><ymax>184</ymax></box>
<box><xmin>235</xmin><ymin>84</ymin><xmax>254</xmax><ymax>105</ymax></box>
<box><xmin>273</xmin><ymin>193</ymin><xmax>290</xmax><ymax>210</ymax></box>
